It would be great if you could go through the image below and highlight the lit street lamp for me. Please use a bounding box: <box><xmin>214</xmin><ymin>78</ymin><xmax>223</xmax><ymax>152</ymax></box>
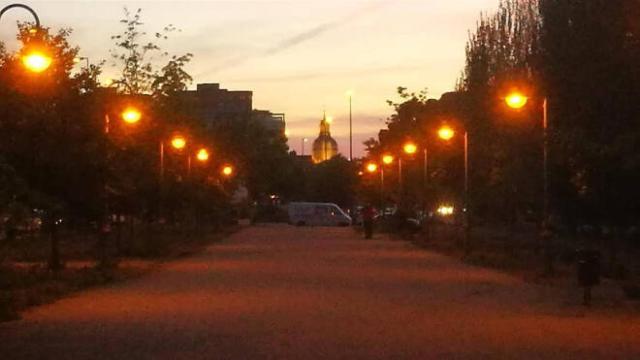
<box><xmin>366</xmin><ymin>162</ymin><xmax>378</xmax><ymax>173</ymax></box>
<box><xmin>365</xmin><ymin>161</ymin><xmax>384</xmax><ymax>207</ymax></box>
<box><xmin>505</xmin><ymin>89</ymin><xmax>552</xmax><ymax>270</ymax></box>
<box><xmin>505</xmin><ymin>90</ymin><xmax>549</xmax><ymax>228</ymax></box>
<box><xmin>121</xmin><ymin>107</ymin><xmax>142</xmax><ymax>125</ymax></box>
<box><xmin>101</xmin><ymin>105</ymin><xmax>143</xmax><ymax>266</ymax></box>
<box><xmin>171</xmin><ymin>135</ymin><xmax>187</xmax><ymax>150</ymax></box>
<box><xmin>403</xmin><ymin>142</ymin><xmax>417</xmax><ymax>155</ymax></box>
<box><xmin>505</xmin><ymin>92</ymin><xmax>529</xmax><ymax>110</ymax></box>
<box><xmin>438</xmin><ymin>126</ymin><xmax>455</xmax><ymax>141</ymax></box>
<box><xmin>380</xmin><ymin>154</ymin><xmax>395</xmax><ymax>208</ymax></box>
<box><xmin>22</xmin><ymin>51</ymin><xmax>51</xmax><ymax>73</ymax></box>
<box><xmin>196</xmin><ymin>148</ymin><xmax>209</xmax><ymax>162</ymax></box>
<box><xmin>1</xmin><ymin>4</ymin><xmax>52</xmax><ymax>73</ymax></box>
<box><xmin>159</xmin><ymin>134</ymin><xmax>188</xmax><ymax>181</ymax></box>
<box><xmin>301</xmin><ymin>137</ymin><xmax>308</xmax><ymax>156</ymax></box>
<box><xmin>399</xmin><ymin>141</ymin><xmax>419</xmax><ymax>195</ymax></box>
<box><xmin>437</xmin><ymin>125</ymin><xmax>470</xmax><ymax>249</ymax></box>
<box><xmin>222</xmin><ymin>164</ymin><xmax>234</xmax><ymax>178</ymax></box>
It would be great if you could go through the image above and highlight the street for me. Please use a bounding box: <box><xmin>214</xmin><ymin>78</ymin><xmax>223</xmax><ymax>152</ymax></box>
<box><xmin>1</xmin><ymin>224</ymin><xmax>638</xmax><ymax>359</ymax></box>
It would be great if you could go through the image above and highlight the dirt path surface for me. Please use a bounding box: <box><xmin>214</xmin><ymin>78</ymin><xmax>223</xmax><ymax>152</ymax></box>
<box><xmin>1</xmin><ymin>224</ymin><xmax>638</xmax><ymax>359</ymax></box>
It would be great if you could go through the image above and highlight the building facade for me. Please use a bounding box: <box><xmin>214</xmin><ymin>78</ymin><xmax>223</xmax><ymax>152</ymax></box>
<box><xmin>252</xmin><ymin>110</ymin><xmax>286</xmax><ymax>136</ymax></box>
<box><xmin>180</xmin><ymin>83</ymin><xmax>253</xmax><ymax>127</ymax></box>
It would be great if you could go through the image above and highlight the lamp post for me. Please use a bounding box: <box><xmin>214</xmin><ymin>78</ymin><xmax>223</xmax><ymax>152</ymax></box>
<box><xmin>162</xmin><ymin>134</ymin><xmax>187</xmax><ymax>178</ymax></box>
<box><xmin>365</xmin><ymin>162</ymin><xmax>382</xmax><ymax>206</ymax></box>
<box><xmin>301</xmin><ymin>137</ymin><xmax>308</xmax><ymax>156</ymax></box>
<box><xmin>191</xmin><ymin>147</ymin><xmax>210</xmax><ymax>177</ymax></box>
<box><xmin>100</xmin><ymin>105</ymin><xmax>143</xmax><ymax>266</ymax></box>
<box><xmin>505</xmin><ymin>91</ymin><xmax>552</xmax><ymax>271</ymax></box>
<box><xmin>346</xmin><ymin>90</ymin><xmax>354</xmax><ymax>161</ymax></box>
<box><xmin>1</xmin><ymin>4</ymin><xmax>52</xmax><ymax>73</ymax></box>
<box><xmin>505</xmin><ymin>91</ymin><xmax>549</xmax><ymax>228</ymax></box>
<box><xmin>381</xmin><ymin>154</ymin><xmax>394</xmax><ymax>210</ymax></box>
<box><xmin>401</xmin><ymin>141</ymin><xmax>418</xmax><ymax>195</ymax></box>
<box><xmin>437</xmin><ymin>125</ymin><xmax>469</xmax><ymax>249</ymax></box>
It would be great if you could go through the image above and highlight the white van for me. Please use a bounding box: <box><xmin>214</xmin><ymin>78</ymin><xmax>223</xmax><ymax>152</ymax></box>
<box><xmin>288</xmin><ymin>202</ymin><xmax>352</xmax><ymax>227</ymax></box>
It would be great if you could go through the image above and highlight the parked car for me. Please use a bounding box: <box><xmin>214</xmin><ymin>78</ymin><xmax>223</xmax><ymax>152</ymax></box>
<box><xmin>288</xmin><ymin>202</ymin><xmax>352</xmax><ymax>227</ymax></box>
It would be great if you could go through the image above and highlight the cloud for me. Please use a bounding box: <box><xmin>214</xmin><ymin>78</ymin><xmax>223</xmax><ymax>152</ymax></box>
<box><xmin>196</xmin><ymin>0</ymin><xmax>391</xmax><ymax>77</ymax></box>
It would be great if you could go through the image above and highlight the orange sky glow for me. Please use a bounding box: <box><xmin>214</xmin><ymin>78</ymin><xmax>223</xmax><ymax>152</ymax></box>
<box><xmin>0</xmin><ymin>0</ymin><xmax>500</xmax><ymax>157</ymax></box>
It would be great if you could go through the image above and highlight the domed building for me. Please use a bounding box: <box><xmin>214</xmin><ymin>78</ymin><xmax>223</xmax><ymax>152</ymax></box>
<box><xmin>312</xmin><ymin>113</ymin><xmax>339</xmax><ymax>163</ymax></box>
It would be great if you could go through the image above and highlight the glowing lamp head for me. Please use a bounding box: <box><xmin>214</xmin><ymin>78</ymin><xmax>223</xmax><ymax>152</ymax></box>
<box><xmin>438</xmin><ymin>126</ymin><xmax>455</xmax><ymax>141</ymax></box>
<box><xmin>505</xmin><ymin>92</ymin><xmax>528</xmax><ymax>109</ymax></box>
<box><xmin>121</xmin><ymin>107</ymin><xmax>142</xmax><ymax>124</ymax></box>
<box><xmin>171</xmin><ymin>136</ymin><xmax>187</xmax><ymax>150</ymax></box>
<box><xmin>366</xmin><ymin>162</ymin><xmax>378</xmax><ymax>173</ymax></box>
<box><xmin>403</xmin><ymin>142</ymin><xmax>418</xmax><ymax>155</ymax></box>
<box><xmin>22</xmin><ymin>51</ymin><xmax>52</xmax><ymax>73</ymax></box>
<box><xmin>222</xmin><ymin>165</ymin><xmax>234</xmax><ymax>177</ymax></box>
<box><xmin>382</xmin><ymin>154</ymin><xmax>394</xmax><ymax>165</ymax></box>
<box><xmin>325</xmin><ymin>116</ymin><xmax>333</xmax><ymax>124</ymax></box>
<box><xmin>196</xmin><ymin>148</ymin><xmax>209</xmax><ymax>162</ymax></box>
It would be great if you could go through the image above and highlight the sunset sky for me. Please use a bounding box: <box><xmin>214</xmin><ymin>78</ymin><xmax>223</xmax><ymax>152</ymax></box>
<box><xmin>1</xmin><ymin>0</ymin><xmax>500</xmax><ymax>156</ymax></box>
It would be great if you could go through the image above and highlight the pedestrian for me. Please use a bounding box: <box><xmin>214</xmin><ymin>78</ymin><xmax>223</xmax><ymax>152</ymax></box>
<box><xmin>362</xmin><ymin>204</ymin><xmax>375</xmax><ymax>239</ymax></box>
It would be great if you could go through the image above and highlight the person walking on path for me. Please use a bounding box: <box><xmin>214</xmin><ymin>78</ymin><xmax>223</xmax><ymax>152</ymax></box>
<box><xmin>362</xmin><ymin>204</ymin><xmax>375</xmax><ymax>239</ymax></box>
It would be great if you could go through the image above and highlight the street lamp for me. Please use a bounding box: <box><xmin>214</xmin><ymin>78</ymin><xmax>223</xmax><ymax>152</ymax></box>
<box><xmin>437</xmin><ymin>126</ymin><xmax>455</xmax><ymax>141</ymax></box>
<box><xmin>159</xmin><ymin>134</ymin><xmax>188</xmax><ymax>181</ymax></box>
<box><xmin>380</xmin><ymin>154</ymin><xmax>394</xmax><ymax>208</ymax></box>
<box><xmin>22</xmin><ymin>51</ymin><xmax>51</xmax><ymax>73</ymax></box>
<box><xmin>366</xmin><ymin>162</ymin><xmax>378</xmax><ymax>173</ymax></box>
<box><xmin>437</xmin><ymin>124</ymin><xmax>470</xmax><ymax>249</ymax></box>
<box><xmin>196</xmin><ymin>148</ymin><xmax>209</xmax><ymax>162</ymax></box>
<box><xmin>1</xmin><ymin>4</ymin><xmax>52</xmax><ymax>73</ymax></box>
<box><xmin>171</xmin><ymin>135</ymin><xmax>187</xmax><ymax>150</ymax></box>
<box><xmin>101</xmin><ymin>104</ymin><xmax>144</xmax><ymax>265</ymax></box>
<box><xmin>399</xmin><ymin>141</ymin><xmax>419</xmax><ymax>195</ymax></box>
<box><xmin>505</xmin><ymin>91</ymin><xmax>529</xmax><ymax>110</ymax></box>
<box><xmin>121</xmin><ymin>107</ymin><xmax>142</xmax><ymax>125</ymax></box>
<box><xmin>403</xmin><ymin>142</ymin><xmax>418</xmax><ymax>155</ymax></box>
<box><xmin>346</xmin><ymin>90</ymin><xmax>354</xmax><ymax>161</ymax></box>
<box><xmin>505</xmin><ymin>89</ymin><xmax>552</xmax><ymax>270</ymax></box>
<box><xmin>105</xmin><ymin>105</ymin><xmax>142</xmax><ymax>134</ymax></box>
<box><xmin>504</xmin><ymin>90</ymin><xmax>549</xmax><ymax>227</ymax></box>
<box><xmin>222</xmin><ymin>165</ymin><xmax>234</xmax><ymax>177</ymax></box>
<box><xmin>365</xmin><ymin>161</ymin><xmax>386</xmax><ymax>207</ymax></box>
<box><xmin>301</xmin><ymin>137</ymin><xmax>308</xmax><ymax>156</ymax></box>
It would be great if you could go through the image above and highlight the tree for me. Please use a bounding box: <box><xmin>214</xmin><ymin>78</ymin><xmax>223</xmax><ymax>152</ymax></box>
<box><xmin>305</xmin><ymin>156</ymin><xmax>357</xmax><ymax>209</ymax></box>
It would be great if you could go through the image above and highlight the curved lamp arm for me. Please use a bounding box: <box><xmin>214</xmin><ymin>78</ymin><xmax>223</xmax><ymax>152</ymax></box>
<box><xmin>0</xmin><ymin>3</ymin><xmax>41</xmax><ymax>28</ymax></box>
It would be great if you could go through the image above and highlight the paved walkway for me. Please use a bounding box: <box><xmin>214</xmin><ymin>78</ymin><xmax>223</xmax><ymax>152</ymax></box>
<box><xmin>1</xmin><ymin>224</ymin><xmax>638</xmax><ymax>359</ymax></box>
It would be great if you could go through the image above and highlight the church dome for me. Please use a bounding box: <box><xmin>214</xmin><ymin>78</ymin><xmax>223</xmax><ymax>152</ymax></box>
<box><xmin>311</xmin><ymin>114</ymin><xmax>339</xmax><ymax>163</ymax></box>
